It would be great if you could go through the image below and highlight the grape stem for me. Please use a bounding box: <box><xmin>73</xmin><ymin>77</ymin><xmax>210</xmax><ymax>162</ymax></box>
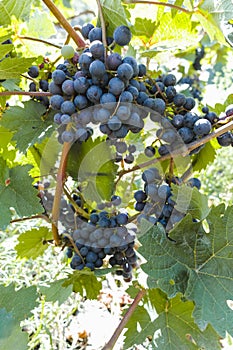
<box><xmin>42</xmin><ymin>0</ymin><xmax>86</xmax><ymax>48</ymax></box>
<box><xmin>51</xmin><ymin>141</ymin><xmax>71</xmax><ymax>246</ymax></box>
<box><xmin>123</xmin><ymin>0</ymin><xmax>193</xmax><ymax>14</ymax></box>
<box><xmin>96</xmin><ymin>0</ymin><xmax>108</xmax><ymax>59</ymax></box>
<box><xmin>102</xmin><ymin>288</ymin><xmax>146</xmax><ymax>350</ymax></box>
<box><xmin>115</xmin><ymin>120</ymin><xmax>233</xmax><ymax>183</ymax></box>
<box><xmin>17</xmin><ymin>35</ymin><xmax>62</xmax><ymax>49</ymax></box>
<box><xmin>0</xmin><ymin>91</ymin><xmax>52</xmax><ymax>96</ymax></box>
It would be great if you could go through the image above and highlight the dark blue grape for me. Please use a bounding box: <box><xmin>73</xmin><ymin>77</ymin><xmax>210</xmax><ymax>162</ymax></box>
<box><xmin>172</xmin><ymin>114</ymin><xmax>184</xmax><ymax>129</ymax></box>
<box><xmin>165</xmin><ymin>86</ymin><xmax>177</xmax><ymax>100</ymax></box>
<box><xmin>28</xmin><ymin>65</ymin><xmax>39</xmax><ymax>78</ymax></box>
<box><xmin>144</xmin><ymin>146</ymin><xmax>155</xmax><ymax>157</ymax></box>
<box><xmin>89</xmin><ymin>40</ymin><xmax>105</xmax><ymax>59</ymax></box>
<box><xmin>54</xmin><ymin>113</ymin><xmax>61</xmax><ymax>124</ymax></box>
<box><xmin>217</xmin><ymin>132</ymin><xmax>233</xmax><ymax>146</ymax></box>
<box><xmin>119</xmin><ymin>91</ymin><xmax>133</xmax><ymax>103</ymax></box>
<box><xmin>66</xmin><ymin>247</ymin><xmax>73</xmax><ymax>258</ymax></box>
<box><xmin>61</xmin><ymin>101</ymin><xmax>76</xmax><ymax>115</ymax></box>
<box><xmin>153</xmin><ymin>98</ymin><xmax>166</xmax><ymax>115</ymax></box>
<box><xmin>187</xmin><ymin>178</ymin><xmax>201</xmax><ymax>189</ymax></box>
<box><xmin>113</xmin><ymin>25</ymin><xmax>132</xmax><ymax>46</ymax></box>
<box><xmin>29</xmin><ymin>82</ymin><xmax>36</xmax><ymax>92</ymax></box>
<box><xmin>193</xmin><ymin>118</ymin><xmax>212</xmax><ymax>136</ymax></box>
<box><xmin>86</xmin><ymin>85</ymin><xmax>103</xmax><ymax>103</ymax></box>
<box><xmin>70</xmin><ymin>254</ymin><xmax>82</xmax><ymax>268</ymax></box>
<box><xmin>60</xmin><ymin>114</ymin><xmax>71</xmax><ymax>124</ymax></box>
<box><xmin>49</xmin><ymin>82</ymin><xmax>62</xmax><ymax>95</ymax></box>
<box><xmin>173</xmin><ymin>93</ymin><xmax>186</xmax><ymax>107</ymax></box>
<box><xmin>74</xmin><ymin>77</ymin><xmax>90</xmax><ymax>94</ymax></box>
<box><xmin>89</xmin><ymin>59</ymin><xmax>106</xmax><ymax>78</ymax></box>
<box><xmin>122</xmin><ymin>56</ymin><xmax>139</xmax><ymax>77</ymax></box>
<box><xmin>108</xmin><ymin>115</ymin><xmax>122</xmax><ymax>131</ymax></box>
<box><xmin>39</xmin><ymin>79</ymin><xmax>49</xmax><ymax>92</ymax></box>
<box><xmin>100</xmin><ymin>92</ymin><xmax>116</xmax><ymax>107</ymax></box>
<box><xmin>124</xmin><ymin>153</ymin><xmax>134</xmax><ymax>164</ymax></box>
<box><xmin>184</xmin><ymin>97</ymin><xmax>195</xmax><ymax>110</ymax></box>
<box><xmin>74</xmin><ymin>95</ymin><xmax>88</xmax><ymax>110</ymax></box>
<box><xmin>61</xmin><ymin>130</ymin><xmax>74</xmax><ymax>143</ymax></box>
<box><xmin>117</xmin><ymin>63</ymin><xmax>134</xmax><ymax>81</ymax></box>
<box><xmin>111</xmin><ymin>195</ymin><xmax>121</xmax><ymax>206</ymax></box>
<box><xmin>134</xmin><ymin>190</ymin><xmax>147</xmax><ymax>202</ymax></box>
<box><xmin>178</xmin><ymin>127</ymin><xmax>194</xmax><ymax>143</ymax></box>
<box><xmin>81</xmin><ymin>23</ymin><xmax>94</xmax><ymax>39</ymax></box>
<box><xmin>126</xmin><ymin>85</ymin><xmax>139</xmax><ymax>99</ymax></box>
<box><xmin>183</xmin><ymin>112</ymin><xmax>199</xmax><ymax>128</ymax></box>
<box><xmin>86</xmin><ymin>251</ymin><xmax>98</xmax><ymax>263</ymax></box>
<box><xmin>79</xmin><ymin>52</ymin><xmax>93</xmax><ymax>70</ymax></box>
<box><xmin>158</xmin><ymin>184</ymin><xmax>171</xmax><ymax>199</ymax></box>
<box><xmin>115</xmin><ymin>141</ymin><xmax>127</xmax><ymax>153</ymax></box>
<box><xmin>52</xmin><ymin>69</ymin><xmax>66</xmax><ymax>84</ymax></box>
<box><xmin>106</xmin><ymin>52</ymin><xmax>122</xmax><ymax>70</ymax></box>
<box><xmin>88</xmin><ymin>27</ymin><xmax>102</xmax><ymax>42</ymax></box>
<box><xmin>80</xmin><ymin>246</ymin><xmax>89</xmax><ymax>256</ymax></box>
<box><xmin>138</xmin><ymin>63</ymin><xmax>147</xmax><ymax>77</ymax></box>
<box><xmin>108</xmin><ymin>77</ymin><xmax>125</xmax><ymax>96</ymax></box>
<box><xmin>75</xmin><ymin>128</ymin><xmax>88</xmax><ymax>142</ymax></box>
<box><xmin>116</xmin><ymin>105</ymin><xmax>130</xmax><ymax>121</ymax></box>
<box><xmin>116</xmin><ymin>213</ymin><xmax>128</xmax><ymax>225</ymax></box>
<box><xmin>62</xmin><ymin>80</ymin><xmax>75</xmax><ymax>95</ymax></box>
<box><xmin>205</xmin><ymin>112</ymin><xmax>218</xmax><ymax>124</ymax></box>
<box><xmin>50</xmin><ymin>95</ymin><xmax>64</xmax><ymax>110</ymax></box>
<box><xmin>163</xmin><ymin>74</ymin><xmax>176</xmax><ymax>86</ymax></box>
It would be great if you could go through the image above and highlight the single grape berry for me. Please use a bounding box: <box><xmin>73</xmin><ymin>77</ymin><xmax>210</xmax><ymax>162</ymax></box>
<box><xmin>61</xmin><ymin>45</ymin><xmax>75</xmax><ymax>59</ymax></box>
<box><xmin>144</xmin><ymin>146</ymin><xmax>155</xmax><ymax>157</ymax></box>
<box><xmin>28</xmin><ymin>65</ymin><xmax>39</xmax><ymax>78</ymax></box>
<box><xmin>113</xmin><ymin>25</ymin><xmax>132</xmax><ymax>46</ymax></box>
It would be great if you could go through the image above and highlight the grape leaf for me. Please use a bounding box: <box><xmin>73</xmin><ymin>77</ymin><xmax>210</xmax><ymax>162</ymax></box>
<box><xmin>212</xmin><ymin>93</ymin><xmax>233</xmax><ymax>115</ymax></box>
<box><xmin>0</xmin><ymin>309</ymin><xmax>28</xmax><ymax>350</ymax></box>
<box><xmin>0</xmin><ymin>125</ymin><xmax>16</xmax><ymax>161</ymax></box>
<box><xmin>0</xmin><ymin>78</ymin><xmax>21</xmax><ymax>91</ymax></box>
<box><xmin>0</xmin><ymin>158</ymin><xmax>43</xmax><ymax>229</ymax></box>
<box><xmin>139</xmin><ymin>204</ymin><xmax>233</xmax><ymax>337</ymax></box>
<box><xmin>141</xmin><ymin>12</ymin><xmax>198</xmax><ymax>56</ymax></box>
<box><xmin>62</xmin><ymin>270</ymin><xmax>102</xmax><ymax>299</ymax></box>
<box><xmin>0</xmin><ymin>56</ymin><xmax>36</xmax><ymax>79</ymax></box>
<box><xmin>0</xmin><ymin>28</ymin><xmax>13</xmax><ymax>43</ymax></box>
<box><xmin>101</xmin><ymin>0</ymin><xmax>129</xmax><ymax>35</ymax></box>
<box><xmin>39</xmin><ymin>279</ymin><xmax>73</xmax><ymax>304</ymax></box>
<box><xmin>0</xmin><ymin>284</ymin><xmax>38</xmax><ymax>321</ymax></box>
<box><xmin>27</xmin><ymin>9</ymin><xmax>56</xmax><ymax>38</ymax></box>
<box><xmin>0</xmin><ymin>43</ymin><xmax>13</xmax><ymax>58</ymax></box>
<box><xmin>0</xmin><ymin>0</ymin><xmax>32</xmax><ymax>25</ymax></box>
<box><xmin>200</xmin><ymin>0</ymin><xmax>233</xmax><ymax>46</ymax></box>
<box><xmin>124</xmin><ymin>289</ymin><xmax>221</xmax><ymax>350</ymax></box>
<box><xmin>1</xmin><ymin>100</ymin><xmax>55</xmax><ymax>153</ymax></box>
<box><xmin>132</xmin><ymin>18</ymin><xmax>156</xmax><ymax>38</ymax></box>
<box><xmin>192</xmin><ymin>141</ymin><xmax>216</xmax><ymax>172</ymax></box>
<box><xmin>15</xmin><ymin>227</ymin><xmax>52</xmax><ymax>259</ymax></box>
<box><xmin>67</xmin><ymin>136</ymin><xmax>118</xmax><ymax>202</ymax></box>
<box><xmin>171</xmin><ymin>0</ymin><xmax>186</xmax><ymax>17</ymax></box>
<box><xmin>172</xmin><ymin>184</ymin><xmax>210</xmax><ymax>220</ymax></box>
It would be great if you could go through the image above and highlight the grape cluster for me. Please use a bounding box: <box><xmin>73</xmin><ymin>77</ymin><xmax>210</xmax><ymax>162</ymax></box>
<box><xmin>134</xmin><ymin>167</ymin><xmax>201</xmax><ymax>232</ymax></box>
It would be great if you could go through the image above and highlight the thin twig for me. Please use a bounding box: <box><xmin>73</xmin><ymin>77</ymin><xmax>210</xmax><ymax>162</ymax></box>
<box><xmin>51</xmin><ymin>141</ymin><xmax>71</xmax><ymax>245</ymax></box>
<box><xmin>122</xmin><ymin>0</ymin><xmax>193</xmax><ymax>14</ymax></box>
<box><xmin>0</xmin><ymin>91</ymin><xmax>52</xmax><ymax>96</ymax></box>
<box><xmin>17</xmin><ymin>35</ymin><xmax>62</xmax><ymax>49</ymax></box>
<box><xmin>10</xmin><ymin>214</ymin><xmax>51</xmax><ymax>224</ymax></box>
<box><xmin>42</xmin><ymin>0</ymin><xmax>86</xmax><ymax>48</ymax></box>
<box><xmin>96</xmin><ymin>0</ymin><xmax>107</xmax><ymax>59</ymax></box>
<box><xmin>102</xmin><ymin>288</ymin><xmax>147</xmax><ymax>350</ymax></box>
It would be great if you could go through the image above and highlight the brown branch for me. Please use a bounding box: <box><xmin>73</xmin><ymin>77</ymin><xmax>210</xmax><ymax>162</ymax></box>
<box><xmin>42</xmin><ymin>0</ymin><xmax>86</xmax><ymax>48</ymax></box>
<box><xmin>116</xmin><ymin>120</ymin><xmax>233</xmax><ymax>183</ymax></box>
<box><xmin>10</xmin><ymin>214</ymin><xmax>51</xmax><ymax>224</ymax></box>
<box><xmin>102</xmin><ymin>288</ymin><xmax>146</xmax><ymax>350</ymax></box>
<box><xmin>0</xmin><ymin>91</ymin><xmax>52</xmax><ymax>96</ymax></box>
<box><xmin>122</xmin><ymin>0</ymin><xmax>193</xmax><ymax>14</ymax></box>
<box><xmin>51</xmin><ymin>141</ymin><xmax>71</xmax><ymax>246</ymax></box>
<box><xmin>17</xmin><ymin>35</ymin><xmax>62</xmax><ymax>49</ymax></box>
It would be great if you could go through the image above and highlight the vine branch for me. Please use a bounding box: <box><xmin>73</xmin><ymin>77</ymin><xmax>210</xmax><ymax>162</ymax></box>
<box><xmin>10</xmin><ymin>214</ymin><xmax>51</xmax><ymax>224</ymax></box>
<box><xmin>96</xmin><ymin>0</ymin><xmax>108</xmax><ymax>51</ymax></box>
<box><xmin>51</xmin><ymin>141</ymin><xmax>71</xmax><ymax>245</ymax></box>
<box><xmin>116</xmin><ymin>120</ymin><xmax>233</xmax><ymax>184</ymax></box>
<box><xmin>102</xmin><ymin>288</ymin><xmax>146</xmax><ymax>350</ymax></box>
<box><xmin>123</xmin><ymin>0</ymin><xmax>193</xmax><ymax>14</ymax></box>
<box><xmin>0</xmin><ymin>91</ymin><xmax>52</xmax><ymax>96</ymax></box>
<box><xmin>42</xmin><ymin>0</ymin><xmax>86</xmax><ymax>48</ymax></box>
<box><xmin>17</xmin><ymin>35</ymin><xmax>62</xmax><ymax>49</ymax></box>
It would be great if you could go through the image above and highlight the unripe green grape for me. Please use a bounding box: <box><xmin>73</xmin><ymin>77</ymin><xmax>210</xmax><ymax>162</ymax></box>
<box><xmin>61</xmin><ymin>45</ymin><xmax>75</xmax><ymax>59</ymax></box>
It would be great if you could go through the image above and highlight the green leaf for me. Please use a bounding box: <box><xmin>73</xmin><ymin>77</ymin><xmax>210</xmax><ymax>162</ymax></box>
<box><xmin>194</xmin><ymin>10</ymin><xmax>226</xmax><ymax>45</ymax></box>
<box><xmin>200</xmin><ymin>0</ymin><xmax>233</xmax><ymax>46</ymax></box>
<box><xmin>0</xmin><ymin>56</ymin><xmax>36</xmax><ymax>79</ymax></box>
<box><xmin>0</xmin><ymin>78</ymin><xmax>21</xmax><ymax>91</ymax></box>
<box><xmin>0</xmin><ymin>309</ymin><xmax>28</xmax><ymax>350</ymax></box>
<box><xmin>101</xmin><ymin>0</ymin><xmax>129</xmax><ymax>35</ymax></box>
<box><xmin>0</xmin><ymin>125</ymin><xmax>16</xmax><ymax>161</ymax></box>
<box><xmin>39</xmin><ymin>279</ymin><xmax>73</xmax><ymax>304</ymax></box>
<box><xmin>27</xmin><ymin>9</ymin><xmax>56</xmax><ymax>38</ymax></box>
<box><xmin>0</xmin><ymin>0</ymin><xmax>32</xmax><ymax>25</ymax></box>
<box><xmin>0</xmin><ymin>158</ymin><xmax>43</xmax><ymax>228</ymax></box>
<box><xmin>0</xmin><ymin>284</ymin><xmax>38</xmax><ymax>321</ymax></box>
<box><xmin>0</xmin><ymin>27</ymin><xmax>13</xmax><ymax>43</ymax></box>
<box><xmin>132</xmin><ymin>18</ymin><xmax>156</xmax><ymax>38</ymax></box>
<box><xmin>62</xmin><ymin>270</ymin><xmax>102</xmax><ymax>299</ymax></box>
<box><xmin>139</xmin><ymin>204</ymin><xmax>233</xmax><ymax>337</ymax></box>
<box><xmin>192</xmin><ymin>141</ymin><xmax>216</xmax><ymax>172</ymax></box>
<box><xmin>185</xmin><ymin>205</ymin><xmax>233</xmax><ymax>337</ymax></box>
<box><xmin>15</xmin><ymin>227</ymin><xmax>52</xmax><ymax>259</ymax></box>
<box><xmin>0</xmin><ymin>43</ymin><xmax>13</xmax><ymax>59</ymax></box>
<box><xmin>67</xmin><ymin>137</ymin><xmax>118</xmax><ymax>202</ymax></box>
<box><xmin>172</xmin><ymin>184</ymin><xmax>210</xmax><ymax>220</ymax></box>
<box><xmin>171</xmin><ymin>0</ymin><xmax>186</xmax><ymax>17</ymax></box>
<box><xmin>141</xmin><ymin>12</ymin><xmax>198</xmax><ymax>56</ymax></box>
<box><xmin>212</xmin><ymin>93</ymin><xmax>233</xmax><ymax>115</ymax></box>
<box><xmin>1</xmin><ymin>100</ymin><xmax>55</xmax><ymax>153</ymax></box>
<box><xmin>124</xmin><ymin>289</ymin><xmax>221</xmax><ymax>350</ymax></box>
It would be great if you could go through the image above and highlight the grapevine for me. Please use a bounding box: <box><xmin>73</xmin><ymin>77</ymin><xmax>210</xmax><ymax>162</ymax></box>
<box><xmin>0</xmin><ymin>0</ymin><xmax>233</xmax><ymax>349</ymax></box>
